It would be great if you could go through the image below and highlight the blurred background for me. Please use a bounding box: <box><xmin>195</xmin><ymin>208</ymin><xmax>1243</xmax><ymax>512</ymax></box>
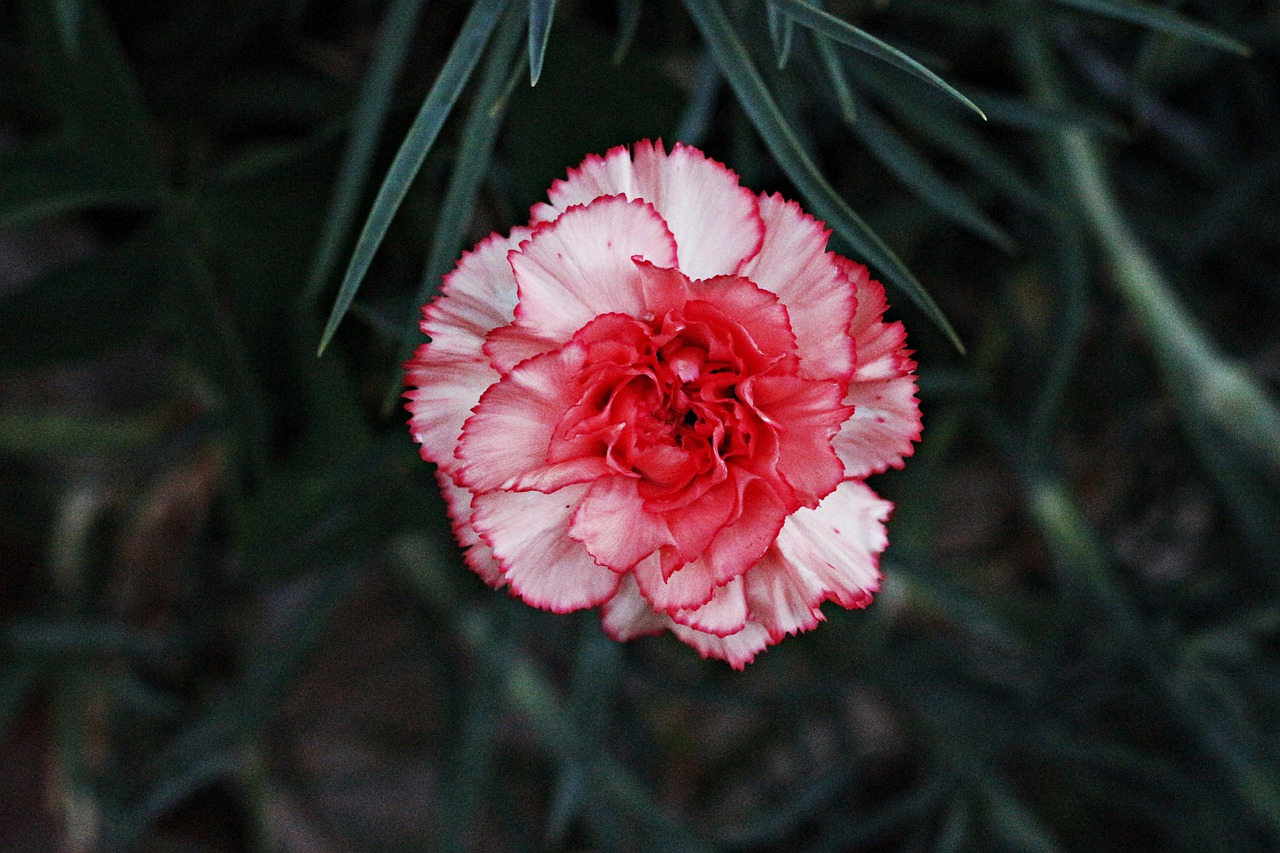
<box><xmin>2</xmin><ymin>0</ymin><xmax>1280</xmax><ymax>850</ymax></box>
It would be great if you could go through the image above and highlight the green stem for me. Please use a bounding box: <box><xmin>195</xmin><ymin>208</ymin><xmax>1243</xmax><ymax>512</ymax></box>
<box><xmin>1012</xmin><ymin>15</ymin><xmax>1280</xmax><ymax>837</ymax></box>
<box><xmin>1017</xmin><ymin>14</ymin><xmax>1280</xmax><ymax>482</ymax></box>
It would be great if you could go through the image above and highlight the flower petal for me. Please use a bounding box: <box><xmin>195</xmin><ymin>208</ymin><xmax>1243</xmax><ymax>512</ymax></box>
<box><xmin>472</xmin><ymin>483</ymin><xmax>622</xmax><ymax>612</ymax></box>
<box><xmin>570</xmin><ymin>476</ymin><xmax>674</xmax><ymax>572</ymax></box>
<box><xmin>600</xmin><ymin>573</ymin><xmax>669</xmax><ymax>641</ymax></box>
<box><xmin>737</xmin><ymin>193</ymin><xmax>856</xmax><ymax>382</ymax></box>
<box><xmin>745</xmin><ymin>373</ymin><xmax>850</xmax><ymax>507</ymax></box>
<box><xmin>458</xmin><ymin>340</ymin><xmax>611</xmax><ymax>494</ymax></box>
<box><xmin>532</xmin><ymin>140</ymin><xmax>764</xmax><ymax>280</ymax></box>
<box><xmin>435</xmin><ymin>471</ymin><xmax>505</xmax><ymax>589</ymax></box>
<box><xmin>668</xmin><ymin>620</ymin><xmax>773</xmax><ymax>670</ymax></box>
<box><xmin>631</xmin><ymin>550</ymin><xmax>719</xmax><ymax>613</ymax></box>
<box><xmin>671</xmin><ymin>574</ymin><xmax>749</xmax><ymax>636</ymax></box>
<box><xmin>508</xmin><ymin>195</ymin><xmax>678</xmax><ymax>344</ymax></box>
<box><xmin>832</xmin><ymin>259</ymin><xmax>922</xmax><ymax>478</ymax></box>
<box><xmin>743</xmin><ymin>548</ymin><xmax>827</xmax><ymax>642</ymax></box>
<box><xmin>772</xmin><ymin>479</ymin><xmax>889</xmax><ymax>610</ymax></box>
<box><xmin>406</xmin><ymin>229</ymin><xmax>530</xmax><ymax>475</ymax></box>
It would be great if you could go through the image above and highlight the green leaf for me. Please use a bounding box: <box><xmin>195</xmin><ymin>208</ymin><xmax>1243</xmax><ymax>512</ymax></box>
<box><xmin>846</xmin><ymin>97</ymin><xmax>1015</xmax><ymax>250</ymax></box>
<box><xmin>317</xmin><ymin>0</ymin><xmax>510</xmax><ymax>355</ymax></box>
<box><xmin>303</xmin><ymin>0</ymin><xmax>431</xmax><ymax>306</ymax></box>
<box><xmin>767</xmin><ymin>4</ymin><xmax>796</xmax><ymax>70</ymax></box>
<box><xmin>0</xmin><ymin>137</ymin><xmax>160</xmax><ymax>230</ymax></box>
<box><xmin>0</xmin><ymin>660</ymin><xmax>45</xmax><ymax>741</ymax></box>
<box><xmin>387</xmin><ymin>2</ymin><xmax>527</xmax><ymax>412</ymax></box>
<box><xmin>20</xmin><ymin>0</ymin><xmax>165</xmax><ymax>193</ymax></box>
<box><xmin>682</xmin><ymin>0</ymin><xmax>964</xmax><ymax>352</ymax></box>
<box><xmin>528</xmin><ymin>0</ymin><xmax>557</xmax><ymax>85</ymax></box>
<box><xmin>767</xmin><ymin>0</ymin><xmax>986</xmax><ymax>119</ymax></box>
<box><xmin>1046</xmin><ymin>0</ymin><xmax>1250</xmax><ymax>56</ymax></box>
<box><xmin>50</xmin><ymin>0</ymin><xmax>82</xmax><ymax>55</ymax></box>
<box><xmin>0</xmin><ymin>221</ymin><xmax>170</xmax><ymax>368</ymax></box>
<box><xmin>611</xmin><ymin>0</ymin><xmax>643</xmax><ymax>65</ymax></box>
<box><xmin>810</xmin><ymin>7</ymin><xmax>857</xmax><ymax>124</ymax></box>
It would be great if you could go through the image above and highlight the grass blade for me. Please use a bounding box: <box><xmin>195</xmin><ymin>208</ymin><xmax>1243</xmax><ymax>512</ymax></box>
<box><xmin>1046</xmin><ymin>0</ymin><xmax>1250</xmax><ymax>55</ymax></box>
<box><xmin>767</xmin><ymin>4</ymin><xmax>795</xmax><ymax>69</ymax></box>
<box><xmin>385</xmin><ymin>1</ymin><xmax>527</xmax><ymax>413</ymax></box>
<box><xmin>303</xmin><ymin>0</ymin><xmax>430</xmax><ymax>306</ymax></box>
<box><xmin>611</xmin><ymin>0</ymin><xmax>643</xmax><ymax>65</ymax></box>
<box><xmin>768</xmin><ymin>0</ymin><xmax>986</xmax><ymax>119</ymax></box>
<box><xmin>846</xmin><ymin>97</ymin><xmax>1015</xmax><ymax>250</ymax></box>
<box><xmin>528</xmin><ymin>0</ymin><xmax>557</xmax><ymax>85</ymax></box>
<box><xmin>683</xmin><ymin>0</ymin><xmax>964</xmax><ymax>352</ymax></box>
<box><xmin>318</xmin><ymin>0</ymin><xmax>510</xmax><ymax>355</ymax></box>
<box><xmin>50</xmin><ymin>0</ymin><xmax>82</xmax><ymax>55</ymax></box>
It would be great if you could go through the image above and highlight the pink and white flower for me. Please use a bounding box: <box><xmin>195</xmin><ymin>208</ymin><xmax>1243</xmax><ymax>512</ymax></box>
<box><xmin>406</xmin><ymin>140</ymin><xmax>920</xmax><ymax>668</ymax></box>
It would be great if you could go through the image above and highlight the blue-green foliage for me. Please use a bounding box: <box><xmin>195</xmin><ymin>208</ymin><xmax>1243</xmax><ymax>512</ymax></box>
<box><xmin>1</xmin><ymin>0</ymin><xmax>1278</xmax><ymax>849</ymax></box>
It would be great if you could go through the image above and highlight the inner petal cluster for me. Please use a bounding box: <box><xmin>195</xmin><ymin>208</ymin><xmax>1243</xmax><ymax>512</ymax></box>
<box><xmin>460</xmin><ymin>262</ymin><xmax>850</xmax><ymax>593</ymax></box>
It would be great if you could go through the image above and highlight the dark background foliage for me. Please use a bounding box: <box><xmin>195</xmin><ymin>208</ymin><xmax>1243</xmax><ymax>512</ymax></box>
<box><xmin>2</xmin><ymin>0</ymin><xmax>1279</xmax><ymax>850</ymax></box>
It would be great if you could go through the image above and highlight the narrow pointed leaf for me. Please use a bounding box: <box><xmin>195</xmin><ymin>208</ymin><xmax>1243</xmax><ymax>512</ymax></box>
<box><xmin>683</xmin><ymin>0</ymin><xmax>963</xmax><ymax>352</ymax></box>
<box><xmin>813</xmin><ymin>33</ymin><xmax>857</xmax><ymax>124</ymax></box>
<box><xmin>767</xmin><ymin>4</ymin><xmax>795</xmax><ymax>69</ymax></box>
<box><xmin>386</xmin><ymin>2</ymin><xmax>527</xmax><ymax>412</ymax></box>
<box><xmin>528</xmin><ymin>0</ymin><xmax>557</xmax><ymax>85</ymax></box>
<box><xmin>1046</xmin><ymin>0</ymin><xmax>1249</xmax><ymax>55</ymax></box>
<box><xmin>611</xmin><ymin>0</ymin><xmax>643</xmax><ymax>65</ymax></box>
<box><xmin>847</xmin><ymin>98</ymin><xmax>1015</xmax><ymax>250</ymax></box>
<box><xmin>51</xmin><ymin>0</ymin><xmax>82</xmax><ymax>55</ymax></box>
<box><xmin>318</xmin><ymin>0</ymin><xmax>509</xmax><ymax>355</ymax></box>
<box><xmin>304</xmin><ymin>0</ymin><xmax>430</xmax><ymax>306</ymax></box>
<box><xmin>768</xmin><ymin>0</ymin><xmax>986</xmax><ymax>119</ymax></box>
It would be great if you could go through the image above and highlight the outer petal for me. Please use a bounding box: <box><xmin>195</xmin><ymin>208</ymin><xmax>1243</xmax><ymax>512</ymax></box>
<box><xmin>435</xmin><ymin>471</ymin><xmax>504</xmax><ymax>589</ymax></box>
<box><xmin>737</xmin><ymin>193</ymin><xmax>856</xmax><ymax>382</ymax></box>
<box><xmin>668</xmin><ymin>620</ymin><xmax>773</xmax><ymax>670</ymax></box>
<box><xmin>508</xmin><ymin>195</ymin><xmax>678</xmax><ymax>344</ymax></box>
<box><xmin>406</xmin><ymin>229</ymin><xmax>529</xmax><ymax>475</ymax></box>
<box><xmin>472</xmin><ymin>483</ymin><xmax>622</xmax><ymax>613</ymax></box>
<box><xmin>671</xmin><ymin>574</ymin><xmax>749</xmax><ymax>637</ymax></box>
<box><xmin>772</xmin><ymin>479</ymin><xmax>890</xmax><ymax>610</ymax></box>
<box><xmin>458</xmin><ymin>340</ymin><xmax>611</xmax><ymax>494</ymax></box>
<box><xmin>600</xmin><ymin>574</ymin><xmax>668</xmax><ymax>641</ymax></box>
<box><xmin>742</xmin><ymin>548</ymin><xmax>827</xmax><ymax>641</ymax></box>
<box><xmin>831</xmin><ymin>258</ymin><xmax>922</xmax><ymax>478</ymax></box>
<box><xmin>531</xmin><ymin>140</ymin><xmax>764</xmax><ymax>280</ymax></box>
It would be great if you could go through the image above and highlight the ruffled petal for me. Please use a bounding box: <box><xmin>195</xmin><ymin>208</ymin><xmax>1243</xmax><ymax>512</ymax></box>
<box><xmin>737</xmin><ymin>193</ymin><xmax>856</xmax><ymax>382</ymax></box>
<box><xmin>570</xmin><ymin>476</ymin><xmax>674</xmax><ymax>573</ymax></box>
<box><xmin>671</xmin><ymin>574</ymin><xmax>749</xmax><ymax>636</ymax></box>
<box><xmin>532</xmin><ymin>140</ymin><xmax>764</xmax><ymax>280</ymax></box>
<box><xmin>407</xmin><ymin>229</ymin><xmax>530</xmax><ymax>476</ymax></box>
<box><xmin>695</xmin><ymin>477</ymin><xmax>789</xmax><ymax>585</ymax></box>
<box><xmin>435</xmin><ymin>471</ymin><xmax>505</xmax><ymax>589</ymax></box>
<box><xmin>600</xmin><ymin>574</ymin><xmax>669</xmax><ymax>641</ymax></box>
<box><xmin>509</xmin><ymin>195</ymin><xmax>678</xmax><ymax>344</ymax></box>
<box><xmin>457</xmin><ymin>340</ymin><xmax>611</xmax><ymax>494</ymax></box>
<box><xmin>631</xmin><ymin>549</ymin><xmax>719</xmax><ymax>613</ymax></box>
<box><xmin>772</xmin><ymin>479</ymin><xmax>890</xmax><ymax>610</ymax></box>
<box><xmin>471</xmin><ymin>483</ymin><xmax>622</xmax><ymax>612</ymax></box>
<box><xmin>668</xmin><ymin>620</ymin><xmax>773</xmax><ymax>670</ymax></box>
<box><xmin>832</xmin><ymin>259</ymin><xmax>922</xmax><ymax>478</ymax></box>
<box><xmin>745</xmin><ymin>373</ymin><xmax>850</xmax><ymax>507</ymax></box>
<box><xmin>743</xmin><ymin>548</ymin><xmax>827</xmax><ymax>641</ymax></box>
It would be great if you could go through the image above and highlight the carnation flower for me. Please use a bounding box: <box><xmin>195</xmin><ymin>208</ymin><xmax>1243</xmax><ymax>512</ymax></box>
<box><xmin>406</xmin><ymin>140</ymin><xmax>920</xmax><ymax>668</ymax></box>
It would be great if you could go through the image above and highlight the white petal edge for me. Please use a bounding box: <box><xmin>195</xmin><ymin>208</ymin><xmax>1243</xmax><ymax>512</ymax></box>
<box><xmin>737</xmin><ymin>193</ymin><xmax>856</xmax><ymax>382</ymax></box>
<box><xmin>471</xmin><ymin>483</ymin><xmax>622</xmax><ymax>613</ymax></box>
<box><xmin>531</xmin><ymin>140</ymin><xmax>764</xmax><ymax>280</ymax></box>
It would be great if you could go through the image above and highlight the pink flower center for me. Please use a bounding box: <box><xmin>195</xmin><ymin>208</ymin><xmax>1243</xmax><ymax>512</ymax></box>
<box><xmin>547</xmin><ymin>280</ymin><xmax>797</xmax><ymax>513</ymax></box>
